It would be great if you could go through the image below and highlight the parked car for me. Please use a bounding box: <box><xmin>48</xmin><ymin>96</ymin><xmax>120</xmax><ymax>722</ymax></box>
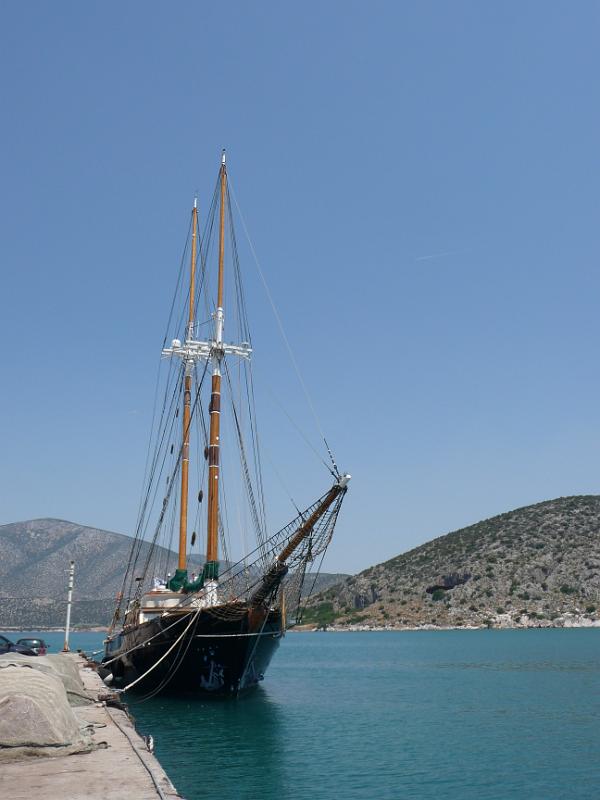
<box><xmin>16</xmin><ymin>637</ymin><xmax>49</xmax><ymax>656</ymax></box>
<box><xmin>0</xmin><ymin>635</ymin><xmax>38</xmax><ymax>656</ymax></box>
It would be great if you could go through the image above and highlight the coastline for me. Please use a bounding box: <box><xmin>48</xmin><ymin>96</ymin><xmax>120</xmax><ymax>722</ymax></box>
<box><xmin>292</xmin><ymin>613</ymin><xmax>600</xmax><ymax>632</ymax></box>
<box><xmin>5</xmin><ymin>617</ymin><xmax>599</xmax><ymax>634</ymax></box>
<box><xmin>0</xmin><ymin>626</ymin><xmax>109</xmax><ymax>633</ymax></box>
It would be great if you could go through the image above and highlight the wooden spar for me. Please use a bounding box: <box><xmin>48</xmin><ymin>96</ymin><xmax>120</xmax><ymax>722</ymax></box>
<box><xmin>177</xmin><ymin>201</ymin><xmax>198</xmax><ymax>571</ymax></box>
<box><xmin>217</xmin><ymin>157</ymin><xmax>226</xmax><ymax>316</ymax></box>
<box><xmin>249</xmin><ymin>481</ymin><xmax>347</xmax><ymax>608</ymax></box>
<box><xmin>277</xmin><ymin>484</ymin><xmax>342</xmax><ymax>563</ymax></box>
<box><xmin>206</xmin><ymin>154</ymin><xmax>227</xmax><ymax>568</ymax></box>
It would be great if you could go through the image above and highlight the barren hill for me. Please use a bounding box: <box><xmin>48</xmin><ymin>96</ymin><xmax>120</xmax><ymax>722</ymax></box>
<box><xmin>303</xmin><ymin>495</ymin><xmax>600</xmax><ymax>629</ymax></box>
<box><xmin>0</xmin><ymin>518</ymin><xmax>182</xmax><ymax>600</ymax></box>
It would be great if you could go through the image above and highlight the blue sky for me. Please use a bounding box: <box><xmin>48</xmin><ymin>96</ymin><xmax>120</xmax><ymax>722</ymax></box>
<box><xmin>1</xmin><ymin>2</ymin><xmax>599</xmax><ymax>573</ymax></box>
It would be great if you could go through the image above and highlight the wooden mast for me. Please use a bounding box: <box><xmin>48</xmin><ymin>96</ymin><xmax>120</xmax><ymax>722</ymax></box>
<box><xmin>205</xmin><ymin>152</ymin><xmax>227</xmax><ymax>576</ymax></box>
<box><xmin>177</xmin><ymin>200</ymin><xmax>198</xmax><ymax>572</ymax></box>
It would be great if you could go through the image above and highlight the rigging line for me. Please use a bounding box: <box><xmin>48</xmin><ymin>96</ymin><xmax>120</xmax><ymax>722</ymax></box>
<box><xmin>192</xmin><ymin>181</ymin><xmax>219</xmax><ymax>328</ymax></box>
<box><xmin>227</xmin><ymin>191</ymin><xmax>252</xmax><ymax>343</ymax></box>
<box><xmin>286</xmin><ymin>555</ymin><xmax>308</xmax><ymax>621</ymax></box>
<box><xmin>120</xmin><ymin>329</ymin><xmax>185</xmax><ymax>612</ymax></box>
<box><xmin>140</xmin><ymin>222</ymin><xmax>190</xmax><ymax>505</ymax></box>
<box><xmin>193</xmin><ymin>363</ymin><xmax>209</xmax><ymax>558</ymax></box>
<box><xmin>198</xmin><ymin>174</ymin><xmax>221</xmax><ymax>331</ymax></box>
<box><xmin>228</xmin><ymin>185</ymin><xmax>294</xmax><ymax>537</ymax></box>
<box><xmin>224</xmin><ymin>361</ymin><xmax>264</xmax><ymax>538</ymax></box>
<box><xmin>130</xmin><ymin>632</ymin><xmax>192</xmax><ymax>702</ymax></box>
<box><xmin>215</xmin><ymin>399</ymin><xmax>233</xmax><ymax>569</ymax></box>
<box><xmin>238</xmin><ymin>606</ymin><xmax>277</xmax><ymax>688</ymax></box>
<box><xmin>236</xmin><ymin>498</ymin><xmax>248</xmax><ymax>572</ymax></box>
<box><xmin>224</xmin><ymin>360</ymin><xmax>268</xmax><ymax>563</ymax></box>
<box><xmin>130</xmin><ymin>360</ymin><xmax>183</xmax><ymax>555</ymax></box>
<box><xmin>137</xmin><ymin>368</ymin><xmax>183</xmax><ymax>534</ymax></box>
<box><xmin>229</xmin><ymin>180</ymin><xmax>328</xmax><ymax>443</ymax></box>
<box><xmin>173</xmin><ymin>184</ymin><xmax>218</xmax><ymax>347</ymax></box>
<box><xmin>128</xmin><ymin>600</ymin><xmax>202</xmax><ymax>702</ymax></box>
<box><xmin>126</xmin><ymin>356</ymin><xmax>210</xmax><ymax>609</ymax></box>
<box><xmin>162</xmin><ymin>213</ymin><xmax>193</xmax><ymax>348</ymax></box>
<box><xmin>172</xmin><ymin>191</ymin><xmax>216</xmax><ymax>343</ymax></box>
<box><xmin>233</xmin><ymin>346</ymin><xmax>268</xmax><ymax>546</ymax></box>
<box><xmin>133</xmin><ymin>304</ymin><xmax>198</xmax><ymax>561</ymax></box>
<box><xmin>213</xmin><ymin>404</ymin><xmax>229</xmax><ymax>568</ymax></box>
<box><xmin>173</xmin><ymin>487</ymin><xmax>337</xmax><ymax>604</ymax></box>
<box><xmin>264</xmin><ymin>449</ymin><xmax>302</xmax><ymax>515</ymax></box>
<box><xmin>119</xmin><ymin>198</ymin><xmax>213</xmax><ymax>618</ymax></box>
<box><xmin>135</xmin><ymin>357</ymin><xmax>211</xmax><ymax>596</ymax></box>
<box><xmin>134</xmin><ymin>348</ymin><xmax>180</xmax><ymax>540</ymax></box>
<box><xmin>124</xmin><ymin>372</ymin><xmax>184</xmax><ymax>603</ymax></box>
<box><xmin>135</xmin><ymin>357</ymin><xmax>164</xmax><ymax>527</ymax></box>
<box><xmin>114</xmin><ymin>608</ymin><xmax>202</xmax><ymax>693</ymax></box>
<box><xmin>266</xmin><ymin>386</ymin><xmax>336</xmax><ymax>478</ymax></box>
<box><xmin>243</xmin><ymin>359</ymin><xmax>269</xmax><ymax>546</ymax></box>
<box><xmin>128</xmin><ymin>487</ymin><xmax>326</xmax><ymax>623</ymax></box>
<box><xmin>235</xmin><ymin>359</ymin><xmax>250</xmax><ymax>569</ymax></box>
<box><xmin>116</xmin><ymin>217</ymin><xmax>209</xmax><ymax>610</ymax></box>
<box><xmin>190</xmin><ymin>370</ymin><xmax>205</xmax><ymax>564</ymax></box>
<box><xmin>323</xmin><ymin>437</ymin><xmax>341</xmax><ymax>480</ymax></box>
<box><xmin>143</xmin><ymin>202</ymin><xmax>211</xmax><ymax>558</ymax></box>
<box><xmin>154</xmin><ymin>489</ymin><xmax>344</xmax><ymax>615</ymax></box>
<box><xmin>300</xmin><ymin>548</ymin><xmax>328</xmax><ymax>620</ymax></box>
<box><xmin>159</xmin><ymin>476</ymin><xmax>179</xmax><ymax>579</ymax></box>
<box><xmin>103</xmin><ymin>611</ymin><xmax>193</xmax><ymax>666</ymax></box>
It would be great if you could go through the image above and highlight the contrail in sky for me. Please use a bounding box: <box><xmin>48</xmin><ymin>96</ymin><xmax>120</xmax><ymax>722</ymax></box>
<box><xmin>415</xmin><ymin>247</ymin><xmax>471</xmax><ymax>262</ymax></box>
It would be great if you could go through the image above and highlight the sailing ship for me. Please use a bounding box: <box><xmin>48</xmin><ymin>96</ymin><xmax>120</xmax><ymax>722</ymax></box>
<box><xmin>102</xmin><ymin>152</ymin><xmax>350</xmax><ymax>696</ymax></box>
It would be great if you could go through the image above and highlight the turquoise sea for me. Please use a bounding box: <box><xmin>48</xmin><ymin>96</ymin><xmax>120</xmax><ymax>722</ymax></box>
<box><xmin>10</xmin><ymin>629</ymin><xmax>600</xmax><ymax>799</ymax></box>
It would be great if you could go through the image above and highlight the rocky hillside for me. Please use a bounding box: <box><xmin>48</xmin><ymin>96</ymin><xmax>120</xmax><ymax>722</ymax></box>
<box><xmin>0</xmin><ymin>518</ymin><xmax>171</xmax><ymax>600</ymax></box>
<box><xmin>303</xmin><ymin>495</ymin><xmax>600</xmax><ymax>629</ymax></box>
<box><xmin>0</xmin><ymin>518</ymin><xmax>348</xmax><ymax>628</ymax></box>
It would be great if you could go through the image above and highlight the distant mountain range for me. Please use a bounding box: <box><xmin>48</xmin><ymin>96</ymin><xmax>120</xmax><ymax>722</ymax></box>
<box><xmin>0</xmin><ymin>518</ymin><xmax>348</xmax><ymax>628</ymax></box>
<box><xmin>303</xmin><ymin>495</ymin><xmax>600</xmax><ymax>629</ymax></box>
<box><xmin>7</xmin><ymin>495</ymin><xmax>600</xmax><ymax>632</ymax></box>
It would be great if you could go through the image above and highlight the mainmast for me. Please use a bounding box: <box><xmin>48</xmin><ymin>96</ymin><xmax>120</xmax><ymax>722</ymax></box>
<box><xmin>162</xmin><ymin>151</ymin><xmax>251</xmax><ymax>597</ymax></box>
<box><xmin>177</xmin><ymin>199</ymin><xmax>198</xmax><ymax>571</ymax></box>
<box><xmin>204</xmin><ymin>151</ymin><xmax>227</xmax><ymax>588</ymax></box>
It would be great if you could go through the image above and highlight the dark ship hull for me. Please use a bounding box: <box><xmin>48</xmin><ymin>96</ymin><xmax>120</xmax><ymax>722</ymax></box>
<box><xmin>103</xmin><ymin>605</ymin><xmax>284</xmax><ymax>696</ymax></box>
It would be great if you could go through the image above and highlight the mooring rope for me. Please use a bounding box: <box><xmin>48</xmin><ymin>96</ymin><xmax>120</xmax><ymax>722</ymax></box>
<box><xmin>114</xmin><ymin>608</ymin><xmax>202</xmax><ymax>694</ymax></box>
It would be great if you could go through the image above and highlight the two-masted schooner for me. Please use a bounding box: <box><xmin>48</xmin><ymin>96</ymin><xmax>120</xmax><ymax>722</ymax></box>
<box><xmin>101</xmin><ymin>153</ymin><xmax>349</xmax><ymax>696</ymax></box>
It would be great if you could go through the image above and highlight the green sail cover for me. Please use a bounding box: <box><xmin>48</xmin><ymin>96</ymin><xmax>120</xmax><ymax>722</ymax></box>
<box><xmin>166</xmin><ymin>561</ymin><xmax>220</xmax><ymax>593</ymax></box>
<box><xmin>166</xmin><ymin>568</ymin><xmax>188</xmax><ymax>592</ymax></box>
<box><xmin>202</xmin><ymin>560</ymin><xmax>219</xmax><ymax>581</ymax></box>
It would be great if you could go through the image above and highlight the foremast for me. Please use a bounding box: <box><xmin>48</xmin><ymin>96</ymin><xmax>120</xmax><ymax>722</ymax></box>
<box><xmin>178</xmin><ymin>198</ymin><xmax>198</xmax><ymax>573</ymax></box>
<box><xmin>163</xmin><ymin>151</ymin><xmax>251</xmax><ymax>600</ymax></box>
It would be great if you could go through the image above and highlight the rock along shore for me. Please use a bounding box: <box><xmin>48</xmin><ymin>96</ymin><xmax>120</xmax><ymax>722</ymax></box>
<box><xmin>294</xmin><ymin>611</ymin><xmax>600</xmax><ymax>632</ymax></box>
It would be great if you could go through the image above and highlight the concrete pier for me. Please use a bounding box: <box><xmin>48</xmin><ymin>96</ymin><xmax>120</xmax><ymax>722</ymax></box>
<box><xmin>2</xmin><ymin>654</ymin><xmax>183</xmax><ymax>800</ymax></box>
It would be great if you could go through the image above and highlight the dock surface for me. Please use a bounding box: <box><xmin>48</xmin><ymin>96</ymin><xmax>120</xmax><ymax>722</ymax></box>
<box><xmin>2</xmin><ymin>654</ymin><xmax>182</xmax><ymax>800</ymax></box>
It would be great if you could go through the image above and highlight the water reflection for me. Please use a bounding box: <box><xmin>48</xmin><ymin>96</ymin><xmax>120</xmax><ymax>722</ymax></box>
<box><xmin>130</xmin><ymin>687</ymin><xmax>285</xmax><ymax>800</ymax></box>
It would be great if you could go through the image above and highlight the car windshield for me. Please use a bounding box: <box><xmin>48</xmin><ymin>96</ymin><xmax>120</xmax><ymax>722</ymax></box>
<box><xmin>17</xmin><ymin>639</ymin><xmax>41</xmax><ymax>647</ymax></box>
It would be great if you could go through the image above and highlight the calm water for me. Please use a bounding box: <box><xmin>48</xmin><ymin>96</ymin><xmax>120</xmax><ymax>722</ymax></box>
<box><xmin>11</xmin><ymin>629</ymin><xmax>600</xmax><ymax>799</ymax></box>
